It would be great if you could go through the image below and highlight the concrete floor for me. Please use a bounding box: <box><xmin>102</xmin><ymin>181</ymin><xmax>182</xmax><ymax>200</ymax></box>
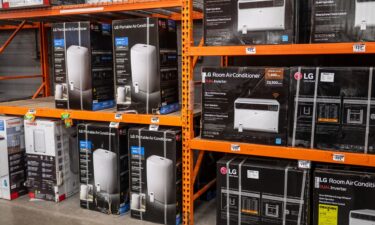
<box><xmin>0</xmin><ymin>195</ymin><xmax>216</xmax><ymax>225</ymax></box>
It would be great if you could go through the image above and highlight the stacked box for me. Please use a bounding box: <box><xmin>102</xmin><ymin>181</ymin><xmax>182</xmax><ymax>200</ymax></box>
<box><xmin>128</xmin><ymin>126</ymin><xmax>182</xmax><ymax>225</ymax></box>
<box><xmin>52</xmin><ymin>21</ymin><xmax>114</xmax><ymax>111</ymax></box>
<box><xmin>77</xmin><ymin>123</ymin><xmax>129</xmax><ymax>215</ymax></box>
<box><xmin>313</xmin><ymin>166</ymin><xmax>375</xmax><ymax>225</ymax></box>
<box><xmin>201</xmin><ymin>67</ymin><xmax>290</xmax><ymax>146</ymax></box>
<box><xmin>112</xmin><ymin>18</ymin><xmax>179</xmax><ymax>114</ymax></box>
<box><xmin>289</xmin><ymin>67</ymin><xmax>375</xmax><ymax>153</ymax></box>
<box><xmin>0</xmin><ymin>116</ymin><xmax>27</xmax><ymax>200</ymax></box>
<box><xmin>217</xmin><ymin>156</ymin><xmax>310</xmax><ymax>225</ymax></box>
<box><xmin>310</xmin><ymin>0</ymin><xmax>375</xmax><ymax>43</ymax></box>
<box><xmin>24</xmin><ymin>119</ymin><xmax>79</xmax><ymax>202</ymax></box>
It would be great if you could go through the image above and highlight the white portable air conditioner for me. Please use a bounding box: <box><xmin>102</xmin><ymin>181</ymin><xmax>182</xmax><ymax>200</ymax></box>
<box><xmin>130</xmin><ymin>44</ymin><xmax>158</xmax><ymax>95</ymax></box>
<box><xmin>349</xmin><ymin>209</ymin><xmax>375</xmax><ymax>225</ymax></box>
<box><xmin>93</xmin><ymin>149</ymin><xmax>118</xmax><ymax>194</ymax></box>
<box><xmin>234</xmin><ymin>98</ymin><xmax>280</xmax><ymax>133</ymax></box>
<box><xmin>33</xmin><ymin>130</ymin><xmax>46</xmax><ymax>153</ymax></box>
<box><xmin>66</xmin><ymin>45</ymin><xmax>90</xmax><ymax>93</ymax></box>
<box><xmin>117</xmin><ymin>86</ymin><xmax>131</xmax><ymax>104</ymax></box>
<box><xmin>146</xmin><ymin>155</ymin><xmax>173</xmax><ymax>205</ymax></box>
<box><xmin>55</xmin><ymin>84</ymin><xmax>63</xmax><ymax>100</ymax></box>
<box><xmin>237</xmin><ymin>0</ymin><xmax>285</xmax><ymax>33</ymax></box>
<box><xmin>355</xmin><ymin>0</ymin><xmax>375</xmax><ymax>28</ymax></box>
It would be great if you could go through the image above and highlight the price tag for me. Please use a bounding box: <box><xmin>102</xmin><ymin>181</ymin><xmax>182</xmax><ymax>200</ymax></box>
<box><xmin>298</xmin><ymin>160</ymin><xmax>311</xmax><ymax>169</ymax></box>
<box><xmin>149</xmin><ymin>124</ymin><xmax>159</xmax><ymax>131</ymax></box>
<box><xmin>24</xmin><ymin>109</ymin><xmax>36</xmax><ymax>121</ymax></box>
<box><xmin>245</xmin><ymin>47</ymin><xmax>256</xmax><ymax>54</ymax></box>
<box><xmin>28</xmin><ymin>109</ymin><xmax>36</xmax><ymax>114</ymax></box>
<box><xmin>353</xmin><ymin>43</ymin><xmax>366</xmax><ymax>53</ymax></box>
<box><xmin>115</xmin><ymin>113</ymin><xmax>122</xmax><ymax>120</ymax></box>
<box><xmin>151</xmin><ymin>117</ymin><xmax>159</xmax><ymax>124</ymax></box>
<box><xmin>109</xmin><ymin>122</ymin><xmax>119</xmax><ymax>128</ymax></box>
<box><xmin>333</xmin><ymin>154</ymin><xmax>345</xmax><ymax>162</ymax></box>
<box><xmin>231</xmin><ymin>144</ymin><xmax>240</xmax><ymax>152</ymax></box>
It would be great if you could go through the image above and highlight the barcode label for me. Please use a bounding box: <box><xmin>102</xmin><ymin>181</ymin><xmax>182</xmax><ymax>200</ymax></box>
<box><xmin>114</xmin><ymin>113</ymin><xmax>122</xmax><ymax>120</ymax></box>
<box><xmin>332</xmin><ymin>154</ymin><xmax>345</xmax><ymax>162</ymax></box>
<box><xmin>246</xmin><ymin>47</ymin><xmax>256</xmax><ymax>54</ymax></box>
<box><xmin>28</xmin><ymin>109</ymin><xmax>36</xmax><ymax>114</ymax></box>
<box><xmin>298</xmin><ymin>160</ymin><xmax>311</xmax><ymax>169</ymax></box>
<box><xmin>353</xmin><ymin>44</ymin><xmax>366</xmax><ymax>53</ymax></box>
<box><xmin>231</xmin><ymin>144</ymin><xmax>240</xmax><ymax>152</ymax></box>
<box><xmin>151</xmin><ymin>117</ymin><xmax>159</xmax><ymax>124</ymax></box>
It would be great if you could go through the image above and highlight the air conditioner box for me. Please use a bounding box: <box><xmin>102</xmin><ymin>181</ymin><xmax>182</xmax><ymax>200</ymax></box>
<box><xmin>0</xmin><ymin>116</ymin><xmax>26</xmax><ymax>200</ymax></box>
<box><xmin>0</xmin><ymin>0</ymin><xmax>84</xmax><ymax>10</ymax></box>
<box><xmin>77</xmin><ymin>122</ymin><xmax>130</xmax><ymax>215</ymax></box>
<box><xmin>24</xmin><ymin>119</ymin><xmax>79</xmax><ymax>202</ymax></box>
<box><xmin>201</xmin><ymin>67</ymin><xmax>289</xmax><ymax>146</ymax></box>
<box><xmin>52</xmin><ymin>21</ymin><xmax>115</xmax><ymax>111</ymax></box>
<box><xmin>128</xmin><ymin>127</ymin><xmax>182</xmax><ymax>225</ymax></box>
<box><xmin>217</xmin><ymin>156</ymin><xmax>310</xmax><ymax>225</ymax></box>
<box><xmin>204</xmin><ymin>0</ymin><xmax>302</xmax><ymax>45</ymax></box>
<box><xmin>288</xmin><ymin>67</ymin><xmax>375</xmax><ymax>153</ymax></box>
<box><xmin>313</xmin><ymin>166</ymin><xmax>375</xmax><ymax>225</ymax></box>
<box><xmin>112</xmin><ymin>18</ymin><xmax>179</xmax><ymax>114</ymax></box>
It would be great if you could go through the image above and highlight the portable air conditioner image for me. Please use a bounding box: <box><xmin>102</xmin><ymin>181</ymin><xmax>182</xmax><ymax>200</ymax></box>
<box><xmin>234</xmin><ymin>98</ymin><xmax>280</xmax><ymax>133</ymax></box>
<box><xmin>93</xmin><ymin>149</ymin><xmax>118</xmax><ymax>194</ymax></box>
<box><xmin>349</xmin><ymin>209</ymin><xmax>375</xmax><ymax>225</ymax></box>
<box><xmin>237</xmin><ymin>0</ymin><xmax>285</xmax><ymax>33</ymax></box>
<box><xmin>131</xmin><ymin>193</ymin><xmax>146</xmax><ymax>211</ymax></box>
<box><xmin>55</xmin><ymin>84</ymin><xmax>63</xmax><ymax>100</ymax></box>
<box><xmin>146</xmin><ymin>155</ymin><xmax>174</xmax><ymax>205</ymax></box>
<box><xmin>116</xmin><ymin>86</ymin><xmax>131</xmax><ymax>104</ymax></box>
<box><xmin>67</xmin><ymin>45</ymin><xmax>90</xmax><ymax>92</ymax></box>
<box><xmin>33</xmin><ymin>130</ymin><xmax>46</xmax><ymax>153</ymax></box>
<box><xmin>355</xmin><ymin>0</ymin><xmax>375</xmax><ymax>28</ymax></box>
<box><xmin>130</xmin><ymin>44</ymin><xmax>159</xmax><ymax>97</ymax></box>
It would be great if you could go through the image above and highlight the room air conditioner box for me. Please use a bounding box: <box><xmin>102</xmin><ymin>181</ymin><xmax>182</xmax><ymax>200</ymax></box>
<box><xmin>24</xmin><ymin>119</ymin><xmax>79</xmax><ymax>202</ymax></box>
<box><xmin>313</xmin><ymin>166</ymin><xmax>375</xmax><ymax>225</ymax></box>
<box><xmin>128</xmin><ymin>127</ymin><xmax>182</xmax><ymax>225</ymax></box>
<box><xmin>112</xmin><ymin>18</ymin><xmax>179</xmax><ymax>114</ymax></box>
<box><xmin>77</xmin><ymin>123</ymin><xmax>129</xmax><ymax>215</ymax></box>
<box><xmin>0</xmin><ymin>116</ymin><xmax>26</xmax><ymax>200</ymax></box>
<box><xmin>204</xmin><ymin>0</ymin><xmax>301</xmax><ymax>45</ymax></box>
<box><xmin>52</xmin><ymin>22</ymin><xmax>114</xmax><ymax>111</ymax></box>
<box><xmin>202</xmin><ymin>67</ymin><xmax>289</xmax><ymax>146</ymax></box>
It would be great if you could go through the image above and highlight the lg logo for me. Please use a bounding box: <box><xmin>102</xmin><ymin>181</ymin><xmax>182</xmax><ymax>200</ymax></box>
<box><xmin>220</xmin><ymin>167</ymin><xmax>237</xmax><ymax>175</ymax></box>
<box><xmin>294</xmin><ymin>72</ymin><xmax>314</xmax><ymax>80</ymax></box>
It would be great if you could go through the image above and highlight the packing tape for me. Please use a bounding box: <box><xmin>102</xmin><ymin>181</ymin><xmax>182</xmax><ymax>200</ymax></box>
<box><xmin>310</xmin><ymin>67</ymin><xmax>320</xmax><ymax>149</ymax></box>
<box><xmin>292</xmin><ymin>67</ymin><xmax>302</xmax><ymax>147</ymax></box>
<box><xmin>365</xmin><ymin>67</ymin><xmax>373</xmax><ymax>153</ymax></box>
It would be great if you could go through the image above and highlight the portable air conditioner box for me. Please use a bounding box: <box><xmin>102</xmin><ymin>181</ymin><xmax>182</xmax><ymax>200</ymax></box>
<box><xmin>77</xmin><ymin>123</ymin><xmax>129</xmax><ymax>215</ymax></box>
<box><xmin>113</xmin><ymin>18</ymin><xmax>179</xmax><ymax>114</ymax></box>
<box><xmin>202</xmin><ymin>67</ymin><xmax>289</xmax><ymax>146</ymax></box>
<box><xmin>52</xmin><ymin>22</ymin><xmax>114</xmax><ymax>111</ymax></box>
<box><xmin>24</xmin><ymin>119</ymin><xmax>79</xmax><ymax>202</ymax></box>
<box><xmin>128</xmin><ymin>127</ymin><xmax>182</xmax><ymax>225</ymax></box>
<box><xmin>0</xmin><ymin>116</ymin><xmax>26</xmax><ymax>200</ymax></box>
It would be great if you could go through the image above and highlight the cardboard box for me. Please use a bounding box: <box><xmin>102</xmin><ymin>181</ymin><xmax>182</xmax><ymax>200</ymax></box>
<box><xmin>310</xmin><ymin>0</ymin><xmax>375</xmax><ymax>43</ymax></box>
<box><xmin>52</xmin><ymin>21</ymin><xmax>115</xmax><ymax>111</ymax></box>
<box><xmin>1</xmin><ymin>0</ymin><xmax>84</xmax><ymax>9</ymax></box>
<box><xmin>201</xmin><ymin>67</ymin><xmax>290</xmax><ymax>146</ymax></box>
<box><xmin>313</xmin><ymin>166</ymin><xmax>375</xmax><ymax>225</ymax></box>
<box><xmin>112</xmin><ymin>18</ymin><xmax>179</xmax><ymax>114</ymax></box>
<box><xmin>288</xmin><ymin>67</ymin><xmax>375</xmax><ymax>153</ymax></box>
<box><xmin>0</xmin><ymin>116</ymin><xmax>27</xmax><ymax>200</ymax></box>
<box><xmin>24</xmin><ymin>119</ymin><xmax>79</xmax><ymax>202</ymax></box>
<box><xmin>77</xmin><ymin>122</ymin><xmax>129</xmax><ymax>215</ymax></box>
<box><xmin>128</xmin><ymin>126</ymin><xmax>182</xmax><ymax>225</ymax></box>
<box><xmin>204</xmin><ymin>0</ymin><xmax>301</xmax><ymax>45</ymax></box>
<box><xmin>217</xmin><ymin>156</ymin><xmax>310</xmax><ymax>225</ymax></box>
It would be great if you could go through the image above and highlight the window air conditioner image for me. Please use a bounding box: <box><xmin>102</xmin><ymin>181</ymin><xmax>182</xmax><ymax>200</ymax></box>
<box><xmin>33</xmin><ymin>130</ymin><xmax>46</xmax><ymax>153</ymax></box>
<box><xmin>234</xmin><ymin>98</ymin><xmax>280</xmax><ymax>133</ymax></box>
<box><xmin>93</xmin><ymin>149</ymin><xmax>118</xmax><ymax>194</ymax></box>
<box><xmin>66</xmin><ymin>45</ymin><xmax>90</xmax><ymax>107</ymax></box>
<box><xmin>130</xmin><ymin>44</ymin><xmax>159</xmax><ymax>100</ymax></box>
<box><xmin>349</xmin><ymin>209</ymin><xmax>375</xmax><ymax>225</ymax></box>
<box><xmin>355</xmin><ymin>0</ymin><xmax>375</xmax><ymax>28</ymax></box>
<box><xmin>146</xmin><ymin>155</ymin><xmax>174</xmax><ymax>205</ymax></box>
<box><xmin>237</xmin><ymin>0</ymin><xmax>285</xmax><ymax>33</ymax></box>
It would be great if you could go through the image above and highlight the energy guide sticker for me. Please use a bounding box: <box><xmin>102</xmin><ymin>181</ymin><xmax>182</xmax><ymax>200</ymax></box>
<box><xmin>318</xmin><ymin>204</ymin><xmax>338</xmax><ymax>225</ymax></box>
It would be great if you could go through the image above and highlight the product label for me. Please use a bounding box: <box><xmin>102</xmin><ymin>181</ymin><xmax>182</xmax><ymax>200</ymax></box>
<box><xmin>54</xmin><ymin>39</ymin><xmax>65</xmax><ymax>48</ymax></box>
<box><xmin>247</xmin><ymin>170</ymin><xmax>259</xmax><ymax>179</ymax></box>
<box><xmin>318</xmin><ymin>204</ymin><xmax>338</xmax><ymax>225</ymax></box>
<box><xmin>130</xmin><ymin>146</ymin><xmax>144</xmax><ymax>156</ymax></box>
<box><xmin>265</xmin><ymin>68</ymin><xmax>284</xmax><ymax>86</ymax></box>
<box><xmin>320</xmin><ymin>73</ymin><xmax>335</xmax><ymax>83</ymax></box>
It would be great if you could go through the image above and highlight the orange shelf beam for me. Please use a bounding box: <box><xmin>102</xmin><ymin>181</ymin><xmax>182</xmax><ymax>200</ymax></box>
<box><xmin>0</xmin><ymin>0</ymin><xmax>182</xmax><ymax>20</ymax></box>
<box><xmin>191</xmin><ymin>138</ymin><xmax>375</xmax><ymax>167</ymax></box>
<box><xmin>188</xmin><ymin>42</ymin><xmax>375</xmax><ymax>56</ymax></box>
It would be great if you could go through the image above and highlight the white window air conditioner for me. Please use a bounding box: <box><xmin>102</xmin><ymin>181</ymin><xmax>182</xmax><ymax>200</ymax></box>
<box><xmin>238</xmin><ymin>0</ymin><xmax>285</xmax><ymax>33</ymax></box>
<box><xmin>33</xmin><ymin>129</ymin><xmax>46</xmax><ymax>153</ymax></box>
<box><xmin>130</xmin><ymin>44</ymin><xmax>159</xmax><ymax>96</ymax></box>
<box><xmin>146</xmin><ymin>155</ymin><xmax>173</xmax><ymax>205</ymax></box>
<box><xmin>349</xmin><ymin>209</ymin><xmax>375</xmax><ymax>225</ymax></box>
<box><xmin>234</xmin><ymin>98</ymin><xmax>280</xmax><ymax>133</ymax></box>
<box><xmin>355</xmin><ymin>0</ymin><xmax>375</xmax><ymax>28</ymax></box>
<box><xmin>66</xmin><ymin>45</ymin><xmax>90</xmax><ymax>93</ymax></box>
<box><xmin>93</xmin><ymin>149</ymin><xmax>118</xmax><ymax>194</ymax></box>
